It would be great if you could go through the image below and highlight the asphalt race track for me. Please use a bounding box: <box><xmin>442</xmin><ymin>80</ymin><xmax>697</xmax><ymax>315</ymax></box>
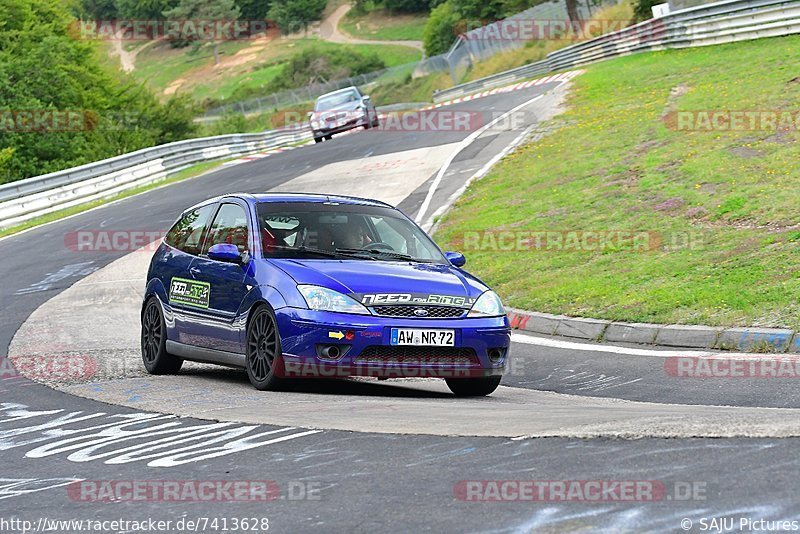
<box><xmin>2</xmin><ymin>80</ymin><xmax>800</xmax><ymax>533</ymax></box>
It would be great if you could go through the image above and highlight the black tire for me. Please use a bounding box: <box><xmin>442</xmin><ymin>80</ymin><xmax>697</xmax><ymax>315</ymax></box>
<box><xmin>246</xmin><ymin>305</ymin><xmax>284</xmax><ymax>391</ymax></box>
<box><xmin>364</xmin><ymin>112</ymin><xmax>372</xmax><ymax>129</ymax></box>
<box><xmin>141</xmin><ymin>297</ymin><xmax>183</xmax><ymax>374</ymax></box>
<box><xmin>445</xmin><ymin>376</ymin><xmax>502</xmax><ymax>397</ymax></box>
<box><xmin>325</xmin><ymin>134</ymin><xmax>333</xmax><ymax>140</ymax></box>
<box><xmin>314</xmin><ymin>136</ymin><xmax>323</xmax><ymax>143</ymax></box>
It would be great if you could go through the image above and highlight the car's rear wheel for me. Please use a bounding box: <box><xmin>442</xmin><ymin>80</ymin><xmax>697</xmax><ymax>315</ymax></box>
<box><xmin>246</xmin><ymin>305</ymin><xmax>284</xmax><ymax>391</ymax></box>
<box><xmin>445</xmin><ymin>376</ymin><xmax>501</xmax><ymax>397</ymax></box>
<box><xmin>314</xmin><ymin>137</ymin><xmax>323</xmax><ymax>143</ymax></box>
<box><xmin>325</xmin><ymin>135</ymin><xmax>333</xmax><ymax>140</ymax></box>
<box><xmin>141</xmin><ymin>297</ymin><xmax>183</xmax><ymax>374</ymax></box>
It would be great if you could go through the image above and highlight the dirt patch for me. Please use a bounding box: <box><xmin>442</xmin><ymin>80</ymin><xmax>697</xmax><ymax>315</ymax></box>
<box><xmin>685</xmin><ymin>206</ymin><xmax>709</xmax><ymax>219</ymax></box>
<box><xmin>164</xmin><ymin>78</ymin><xmax>185</xmax><ymax>96</ymax></box>
<box><xmin>654</xmin><ymin>197</ymin><xmax>685</xmax><ymax>212</ymax></box>
<box><xmin>729</xmin><ymin>146</ymin><xmax>764</xmax><ymax>158</ymax></box>
<box><xmin>661</xmin><ymin>84</ymin><xmax>690</xmax><ymax>118</ymax></box>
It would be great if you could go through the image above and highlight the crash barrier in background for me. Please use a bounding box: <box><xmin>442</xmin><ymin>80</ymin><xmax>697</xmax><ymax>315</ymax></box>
<box><xmin>433</xmin><ymin>0</ymin><xmax>800</xmax><ymax>102</ymax></box>
<box><xmin>0</xmin><ymin>126</ymin><xmax>311</xmax><ymax>229</ymax></box>
<box><xmin>3</xmin><ymin>0</ymin><xmax>796</xmax><ymax>230</ymax></box>
<box><xmin>200</xmin><ymin>0</ymin><xmax>617</xmax><ymax>121</ymax></box>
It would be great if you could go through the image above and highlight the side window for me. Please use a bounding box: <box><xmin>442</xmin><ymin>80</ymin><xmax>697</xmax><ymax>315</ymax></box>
<box><xmin>204</xmin><ymin>203</ymin><xmax>250</xmax><ymax>254</ymax></box>
<box><xmin>164</xmin><ymin>204</ymin><xmax>216</xmax><ymax>255</ymax></box>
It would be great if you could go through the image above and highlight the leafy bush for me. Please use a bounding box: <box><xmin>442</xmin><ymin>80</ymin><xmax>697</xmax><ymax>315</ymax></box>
<box><xmin>265</xmin><ymin>45</ymin><xmax>386</xmax><ymax>92</ymax></box>
<box><xmin>268</xmin><ymin>0</ymin><xmax>327</xmax><ymax>34</ymax></box>
<box><xmin>633</xmin><ymin>0</ymin><xmax>659</xmax><ymax>21</ymax></box>
<box><xmin>422</xmin><ymin>1</ymin><xmax>460</xmax><ymax>55</ymax></box>
<box><xmin>0</xmin><ymin>0</ymin><xmax>197</xmax><ymax>183</ymax></box>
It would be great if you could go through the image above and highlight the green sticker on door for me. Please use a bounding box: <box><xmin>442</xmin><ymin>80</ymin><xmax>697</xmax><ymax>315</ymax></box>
<box><xmin>169</xmin><ymin>277</ymin><xmax>210</xmax><ymax>308</ymax></box>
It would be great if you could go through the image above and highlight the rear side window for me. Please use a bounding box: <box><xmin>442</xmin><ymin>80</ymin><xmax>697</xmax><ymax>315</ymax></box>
<box><xmin>204</xmin><ymin>203</ymin><xmax>250</xmax><ymax>254</ymax></box>
<box><xmin>164</xmin><ymin>204</ymin><xmax>216</xmax><ymax>255</ymax></box>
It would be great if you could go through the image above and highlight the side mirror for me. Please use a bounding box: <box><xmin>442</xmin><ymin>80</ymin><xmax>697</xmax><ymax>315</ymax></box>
<box><xmin>444</xmin><ymin>251</ymin><xmax>466</xmax><ymax>267</ymax></box>
<box><xmin>208</xmin><ymin>243</ymin><xmax>242</xmax><ymax>263</ymax></box>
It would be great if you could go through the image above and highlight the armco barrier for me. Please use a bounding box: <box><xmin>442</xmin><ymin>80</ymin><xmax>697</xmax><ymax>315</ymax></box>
<box><xmin>0</xmin><ymin>126</ymin><xmax>311</xmax><ymax>229</ymax></box>
<box><xmin>434</xmin><ymin>0</ymin><xmax>800</xmax><ymax>102</ymax></box>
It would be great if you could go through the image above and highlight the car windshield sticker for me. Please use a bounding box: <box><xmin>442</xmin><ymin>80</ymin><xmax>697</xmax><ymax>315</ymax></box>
<box><xmin>170</xmin><ymin>277</ymin><xmax>210</xmax><ymax>309</ymax></box>
<box><xmin>357</xmin><ymin>293</ymin><xmax>475</xmax><ymax>307</ymax></box>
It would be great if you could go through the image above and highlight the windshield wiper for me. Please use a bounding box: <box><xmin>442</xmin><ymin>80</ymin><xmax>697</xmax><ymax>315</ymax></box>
<box><xmin>265</xmin><ymin>244</ymin><xmax>376</xmax><ymax>260</ymax></box>
<box><xmin>335</xmin><ymin>248</ymin><xmax>433</xmax><ymax>262</ymax></box>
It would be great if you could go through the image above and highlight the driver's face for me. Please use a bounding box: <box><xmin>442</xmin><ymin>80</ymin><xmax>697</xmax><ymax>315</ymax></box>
<box><xmin>338</xmin><ymin>230</ymin><xmax>364</xmax><ymax>249</ymax></box>
<box><xmin>335</xmin><ymin>223</ymin><xmax>374</xmax><ymax>249</ymax></box>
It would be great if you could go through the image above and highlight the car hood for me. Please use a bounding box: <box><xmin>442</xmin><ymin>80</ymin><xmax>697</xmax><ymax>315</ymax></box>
<box><xmin>268</xmin><ymin>259</ymin><xmax>489</xmax><ymax>308</ymax></box>
<box><xmin>314</xmin><ymin>101</ymin><xmax>362</xmax><ymax>114</ymax></box>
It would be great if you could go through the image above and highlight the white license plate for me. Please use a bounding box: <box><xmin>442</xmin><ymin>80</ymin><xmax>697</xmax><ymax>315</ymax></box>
<box><xmin>390</xmin><ymin>328</ymin><xmax>454</xmax><ymax>346</ymax></box>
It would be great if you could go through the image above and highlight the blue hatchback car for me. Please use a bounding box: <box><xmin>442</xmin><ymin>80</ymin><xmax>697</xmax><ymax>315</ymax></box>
<box><xmin>141</xmin><ymin>193</ymin><xmax>510</xmax><ymax>396</ymax></box>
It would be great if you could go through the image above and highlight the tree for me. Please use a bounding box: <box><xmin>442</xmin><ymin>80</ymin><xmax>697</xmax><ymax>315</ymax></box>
<box><xmin>235</xmin><ymin>0</ymin><xmax>271</xmax><ymax>21</ymax></box>
<box><xmin>633</xmin><ymin>0</ymin><xmax>659</xmax><ymax>21</ymax></box>
<box><xmin>163</xmin><ymin>0</ymin><xmax>241</xmax><ymax>64</ymax></box>
<box><xmin>451</xmin><ymin>0</ymin><xmax>504</xmax><ymax>21</ymax></box>
<box><xmin>384</xmin><ymin>0</ymin><xmax>431</xmax><ymax>13</ymax></box>
<box><xmin>0</xmin><ymin>0</ymin><xmax>196</xmax><ymax>183</ymax></box>
<box><xmin>115</xmin><ymin>0</ymin><xmax>178</xmax><ymax>19</ymax></box>
<box><xmin>267</xmin><ymin>0</ymin><xmax>327</xmax><ymax>34</ymax></box>
<box><xmin>74</xmin><ymin>0</ymin><xmax>118</xmax><ymax>19</ymax></box>
<box><xmin>422</xmin><ymin>0</ymin><xmax>460</xmax><ymax>56</ymax></box>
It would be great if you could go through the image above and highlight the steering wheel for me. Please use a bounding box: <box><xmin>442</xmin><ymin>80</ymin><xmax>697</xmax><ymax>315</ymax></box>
<box><xmin>362</xmin><ymin>242</ymin><xmax>394</xmax><ymax>251</ymax></box>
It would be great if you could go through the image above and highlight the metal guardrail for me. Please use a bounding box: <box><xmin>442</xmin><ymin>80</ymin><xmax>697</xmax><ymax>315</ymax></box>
<box><xmin>434</xmin><ymin>0</ymin><xmax>800</xmax><ymax>102</ymax></box>
<box><xmin>0</xmin><ymin>126</ymin><xmax>311</xmax><ymax>229</ymax></box>
<box><xmin>2</xmin><ymin>0</ymin><xmax>796</xmax><ymax>230</ymax></box>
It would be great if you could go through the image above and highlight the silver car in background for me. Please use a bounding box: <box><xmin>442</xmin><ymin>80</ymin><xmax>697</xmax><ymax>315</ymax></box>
<box><xmin>309</xmin><ymin>86</ymin><xmax>379</xmax><ymax>143</ymax></box>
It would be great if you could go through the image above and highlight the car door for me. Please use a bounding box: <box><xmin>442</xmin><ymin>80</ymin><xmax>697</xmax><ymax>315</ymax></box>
<box><xmin>183</xmin><ymin>201</ymin><xmax>255</xmax><ymax>353</ymax></box>
<box><xmin>159</xmin><ymin>203</ymin><xmax>217</xmax><ymax>343</ymax></box>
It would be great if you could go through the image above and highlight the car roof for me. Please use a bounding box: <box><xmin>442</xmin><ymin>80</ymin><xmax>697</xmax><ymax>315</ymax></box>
<box><xmin>231</xmin><ymin>192</ymin><xmax>393</xmax><ymax>208</ymax></box>
<box><xmin>316</xmin><ymin>87</ymin><xmax>360</xmax><ymax>99</ymax></box>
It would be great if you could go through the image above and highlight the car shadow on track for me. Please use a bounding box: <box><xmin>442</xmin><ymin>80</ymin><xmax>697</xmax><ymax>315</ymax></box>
<box><xmin>176</xmin><ymin>368</ymin><xmax>455</xmax><ymax>399</ymax></box>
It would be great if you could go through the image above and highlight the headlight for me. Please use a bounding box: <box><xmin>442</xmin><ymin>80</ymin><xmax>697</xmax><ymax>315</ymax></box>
<box><xmin>468</xmin><ymin>291</ymin><xmax>505</xmax><ymax>317</ymax></box>
<box><xmin>297</xmin><ymin>285</ymin><xmax>370</xmax><ymax>315</ymax></box>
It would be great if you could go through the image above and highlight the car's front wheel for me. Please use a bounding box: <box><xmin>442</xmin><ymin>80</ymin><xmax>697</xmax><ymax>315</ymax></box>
<box><xmin>246</xmin><ymin>305</ymin><xmax>284</xmax><ymax>391</ymax></box>
<box><xmin>445</xmin><ymin>376</ymin><xmax>501</xmax><ymax>397</ymax></box>
<box><xmin>141</xmin><ymin>297</ymin><xmax>183</xmax><ymax>374</ymax></box>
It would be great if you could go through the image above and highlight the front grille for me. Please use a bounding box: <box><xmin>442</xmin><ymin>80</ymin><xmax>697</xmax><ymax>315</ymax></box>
<box><xmin>356</xmin><ymin>346</ymin><xmax>479</xmax><ymax>365</ymax></box>
<box><xmin>371</xmin><ymin>305</ymin><xmax>466</xmax><ymax>319</ymax></box>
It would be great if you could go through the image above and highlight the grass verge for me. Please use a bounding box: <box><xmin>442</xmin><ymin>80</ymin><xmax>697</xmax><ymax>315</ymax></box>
<box><xmin>340</xmin><ymin>9</ymin><xmax>428</xmax><ymax>41</ymax></box>
<box><xmin>435</xmin><ymin>34</ymin><xmax>800</xmax><ymax>328</ymax></box>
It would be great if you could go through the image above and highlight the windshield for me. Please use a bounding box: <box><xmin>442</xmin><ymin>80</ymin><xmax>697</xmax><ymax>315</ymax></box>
<box><xmin>315</xmin><ymin>90</ymin><xmax>360</xmax><ymax>111</ymax></box>
<box><xmin>257</xmin><ymin>202</ymin><xmax>446</xmax><ymax>263</ymax></box>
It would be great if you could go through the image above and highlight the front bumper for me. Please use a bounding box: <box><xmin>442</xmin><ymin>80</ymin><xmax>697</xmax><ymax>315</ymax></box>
<box><xmin>312</xmin><ymin>114</ymin><xmax>369</xmax><ymax>137</ymax></box>
<box><xmin>273</xmin><ymin>308</ymin><xmax>510</xmax><ymax>379</ymax></box>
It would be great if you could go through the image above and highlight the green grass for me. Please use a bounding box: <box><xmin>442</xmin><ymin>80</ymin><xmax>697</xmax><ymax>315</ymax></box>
<box><xmin>340</xmin><ymin>9</ymin><xmax>427</xmax><ymax>41</ymax></box>
<box><xmin>130</xmin><ymin>37</ymin><xmax>421</xmax><ymax>103</ymax></box>
<box><xmin>435</xmin><ymin>34</ymin><xmax>800</xmax><ymax>329</ymax></box>
<box><xmin>369</xmin><ymin>71</ymin><xmax>452</xmax><ymax>105</ymax></box>
<box><xmin>0</xmin><ymin>160</ymin><xmax>227</xmax><ymax>239</ymax></box>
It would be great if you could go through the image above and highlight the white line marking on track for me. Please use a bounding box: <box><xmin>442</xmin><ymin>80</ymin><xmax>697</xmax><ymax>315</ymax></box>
<box><xmin>512</xmin><ymin>332</ymin><xmax>713</xmax><ymax>357</ymax></box>
<box><xmin>414</xmin><ymin>93</ymin><xmax>545</xmax><ymax>225</ymax></box>
<box><xmin>510</xmin><ymin>332</ymin><xmax>800</xmax><ymax>361</ymax></box>
<box><xmin>427</xmin><ymin>123</ymin><xmax>536</xmax><ymax>232</ymax></box>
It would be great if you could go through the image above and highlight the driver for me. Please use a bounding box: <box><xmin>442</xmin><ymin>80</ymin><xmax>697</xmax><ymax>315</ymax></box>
<box><xmin>333</xmin><ymin>224</ymin><xmax>371</xmax><ymax>249</ymax></box>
